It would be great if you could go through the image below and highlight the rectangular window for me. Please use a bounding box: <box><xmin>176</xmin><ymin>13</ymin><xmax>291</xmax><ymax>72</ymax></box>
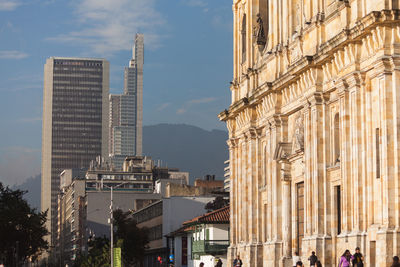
<box><xmin>182</xmin><ymin>236</ymin><xmax>188</xmax><ymax>265</ymax></box>
<box><xmin>296</xmin><ymin>182</ymin><xmax>304</xmax><ymax>253</ymax></box>
<box><xmin>376</xmin><ymin>128</ymin><xmax>380</xmax><ymax>178</ymax></box>
<box><xmin>335</xmin><ymin>185</ymin><xmax>341</xmax><ymax>235</ymax></box>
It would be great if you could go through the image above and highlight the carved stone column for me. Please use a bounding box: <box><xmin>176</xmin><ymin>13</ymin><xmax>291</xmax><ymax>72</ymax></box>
<box><xmin>227</xmin><ymin>138</ymin><xmax>239</xmax><ymax>245</ymax></box>
<box><xmin>227</xmin><ymin>138</ymin><xmax>239</xmax><ymax>266</ymax></box>
<box><xmin>281</xmin><ymin>161</ymin><xmax>292</xmax><ymax>258</ymax></box>
<box><xmin>336</xmin><ymin>78</ymin><xmax>351</xmax><ymax>234</ymax></box>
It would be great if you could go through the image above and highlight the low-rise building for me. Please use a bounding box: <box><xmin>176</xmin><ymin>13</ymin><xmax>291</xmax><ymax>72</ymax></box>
<box><xmin>132</xmin><ymin>196</ymin><xmax>215</xmax><ymax>267</ymax></box>
<box><xmin>57</xmin><ymin>156</ymin><xmax>188</xmax><ymax>265</ymax></box>
<box><xmin>166</xmin><ymin>206</ymin><xmax>230</xmax><ymax>267</ymax></box>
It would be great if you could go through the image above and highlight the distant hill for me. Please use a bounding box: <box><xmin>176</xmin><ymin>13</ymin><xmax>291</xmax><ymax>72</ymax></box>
<box><xmin>143</xmin><ymin>124</ymin><xmax>228</xmax><ymax>183</ymax></box>
<box><xmin>13</xmin><ymin>174</ymin><xmax>41</xmax><ymax>210</ymax></box>
<box><xmin>15</xmin><ymin>124</ymin><xmax>228</xmax><ymax>208</ymax></box>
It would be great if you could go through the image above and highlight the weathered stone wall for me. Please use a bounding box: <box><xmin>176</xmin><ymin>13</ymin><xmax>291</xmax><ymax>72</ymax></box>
<box><xmin>220</xmin><ymin>0</ymin><xmax>400</xmax><ymax>266</ymax></box>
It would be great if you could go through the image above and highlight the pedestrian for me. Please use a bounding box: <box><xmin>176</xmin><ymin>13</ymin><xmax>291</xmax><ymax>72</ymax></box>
<box><xmin>215</xmin><ymin>259</ymin><xmax>223</xmax><ymax>267</ymax></box>
<box><xmin>338</xmin><ymin>250</ymin><xmax>352</xmax><ymax>267</ymax></box>
<box><xmin>392</xmin><ymin>256</ymin><xmax>400</xmax><ymax>267</ymax></box>
<box><xmin>316</xmin><ymin>260</ymin><xmax>322</xmax><ymax>267</ymax></box>
<box><xmin>233</xmin><ymin>255</ymin><xmax>242</xmax><ymax>267</ymax></box>
<box><xmin>200</xmin><ymin>263</ymin><xmax>204</xmax><ymax>267</ymax></box>
<box><xmin>308</xmin><ymin>251</ymin><xmax>318</xmax><ymax>266</ymax></box>
<box><xmin>351</xmin><ymin>247</ymin><xmax>364</xmax><ymax>267</ymax></box>
<box><xmin>293</xmin><ymin>251</ymin><xmax>301</xmax><ymax>267</ymax></box>
<box><xmin>296</xmin><ymin>261</ymin><xmax>303</xmax><ymax>267</ymax></box>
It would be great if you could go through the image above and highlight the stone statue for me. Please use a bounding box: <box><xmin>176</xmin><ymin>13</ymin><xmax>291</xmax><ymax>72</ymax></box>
<box><xmin>255</xmin><ymin>13</ymin><xmax>266</xmax><ymax>46</ymax></box>
<box><xmin>292</xmin><ymin>113</ymin><xmax>304</xmax><ymax>152</ymax></box>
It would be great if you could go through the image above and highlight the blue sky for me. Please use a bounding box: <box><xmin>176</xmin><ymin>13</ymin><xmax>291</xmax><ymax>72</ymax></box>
<box><xmin>0</xmin><ymin>0</ymin><xmax>232</xmax><ymax>185</ymax></box>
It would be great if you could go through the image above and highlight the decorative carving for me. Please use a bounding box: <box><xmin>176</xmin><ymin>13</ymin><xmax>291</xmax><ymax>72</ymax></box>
<box><xmin>254</xmin><ymin>13</ymin><xmax>266</xmax><ymax>47</ymax></box>
<box><xmin>273</xmin><ymin>142</ymin><xmax>292</xmax><ymax>161</ymax></box>
<box><xmin>292</xmin><ymin>113</ymin><xmax>304</xmax><ymax>152</ymax></box>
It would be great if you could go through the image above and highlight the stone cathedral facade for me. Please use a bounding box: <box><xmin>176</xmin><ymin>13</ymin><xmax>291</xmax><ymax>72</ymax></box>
<box><xmin>219</xmin><ymin>0</ymin><xmax>400</xmax><ymax>266</ymax></box>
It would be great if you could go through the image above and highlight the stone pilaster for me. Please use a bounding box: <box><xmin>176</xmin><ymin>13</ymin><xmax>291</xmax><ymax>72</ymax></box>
<box><xmin>337</xmin><ymin>78</ymin><xmax>351</xmax><ymax>234</ymax></box>
<box><xmin>281</xmin><ymin>160</ymin><xmax>292</xmax><ymax>266</ymax></box>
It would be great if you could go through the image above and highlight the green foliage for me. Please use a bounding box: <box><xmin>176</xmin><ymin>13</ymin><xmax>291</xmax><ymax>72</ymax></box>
<box><xmin>205</xmin><ymin>196</ymin><xmax>229</xmax><ymax>212</ymax></box>
<box><xmin>74</xmin><ymin>237</ymin><xmax>110</xmax><ymax>267</ymax></box>
<box><xmin>113</xmin><ymin>209</ymin><xmax>150</xmax><ymax>266</ymax></box>
<box><xmin>75</xmin><ymin>210</ymin><xmax>149</xmax><ymax>267</ymax></box>
<box><xmin>0</xmin><ymin>182</ymin><xmax>48</xmax><ymax>265</ymax></box>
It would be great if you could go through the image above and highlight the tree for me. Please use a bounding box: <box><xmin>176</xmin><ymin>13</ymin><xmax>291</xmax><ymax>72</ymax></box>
<box><xmin>75</xmin><ymin>237</ymin><xmax>110</xmax><ymax>267</ymax></box>
<box><xmin>0</xmin><ymin>182</ymin><xmax>48</xmax><ymax>265</ymax></box>
<box><xmin>113</xmin><ymin>209</ymin><xmax>149</xmax><ymax>266</ymax></box>
<box><xmin>205</xmin><ymin>196</ymin><xmax>229</xmax><ymax>212</ymax></box>
<box><xmin>75</xmin><ymin>210</ymin><xmax>149</xmax><ymax>267</ymax></box>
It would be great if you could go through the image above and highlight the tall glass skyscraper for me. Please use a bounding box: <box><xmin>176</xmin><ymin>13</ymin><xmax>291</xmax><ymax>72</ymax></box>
<box><xmin>109</xmin><ymin>34</ymin><xmax>144</xmax><ymax>169</ymax></box>
<box><xmin>41</xmin><ymin>57</ymin><xmax>109</xmax><ymax>245</ymax></box>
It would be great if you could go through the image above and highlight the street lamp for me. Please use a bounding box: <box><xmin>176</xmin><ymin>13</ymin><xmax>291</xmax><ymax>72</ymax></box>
<box><xmin>102</xmin><ymin>181</ymin><xmax>129</xmax><ymax>267</ymax></box>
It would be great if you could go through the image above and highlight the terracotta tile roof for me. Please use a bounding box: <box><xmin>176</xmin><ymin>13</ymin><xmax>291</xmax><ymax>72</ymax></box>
<box><xmin>165</xmin><ymin>225</ymin><xmax>195</xmax><ymax>237</ymax></box>
<box><xmin>183</xmin><ymin>205</ymin><xmax>230</xmax><ymax>225</ymax></box>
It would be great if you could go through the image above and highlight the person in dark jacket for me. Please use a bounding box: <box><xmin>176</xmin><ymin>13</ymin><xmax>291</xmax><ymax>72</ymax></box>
<box><xmin>392</xmin><ymin>256</ymin><xmax>400</xmax><ymax>267</ymax></box>
<box><xmin>233</xmin><ymin>255</ymin><xmax>242</xmax><ymax>267</ymax></box>
<box><xmin>215</xmin><ymin>259</ymin><xmax>223</xmax><ymax>267</ymax></box>
<box><xmin>351</xmin><ymin>247</ymin><xmax>364</xmax><ymax>267</ymax></box>
<box><xmin>308</xmin><ymin>251</ymin><xmax>318</xmax><ymax>266</ymax></box>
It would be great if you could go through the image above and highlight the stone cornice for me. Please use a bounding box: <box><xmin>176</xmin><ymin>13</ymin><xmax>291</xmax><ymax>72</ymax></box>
<box><xmin>220</xmin><ymin>10</ymin><xmax>400</xmax><ymax>124</ymax></box>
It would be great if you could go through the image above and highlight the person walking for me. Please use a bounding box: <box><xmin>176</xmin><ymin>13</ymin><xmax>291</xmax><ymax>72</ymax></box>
<box><xmin>392</xmin><ymin>256</ymin><xmax>400</xmax><ymax>267</ymax></box>
<box><xmin>293</xmin><ymin>251</ymin><xmax>301</xmax><ymax>267</ymax></box>
<box><xmin>338</xmin><ymin>250</ymin><xmax>352</xmax><ymax>267</ymax></box>
<box><xmin>308</xmin><ymin>251</ymin><xmax>318</xmax><ymax>266</ymax></box>
<box><xmin>351</xmin><ymin>247</ymin><xmax>364</xmax><ymax>267</ymax></box>
<box><xmin>233</xmin><ymin>255</ymin><xmax>242</xmax><ymax>267</ymax></box>
<box><xmin>215</xmin><ymin>259</ymin><xmax>223</xmax><ymax>267</ymax></box>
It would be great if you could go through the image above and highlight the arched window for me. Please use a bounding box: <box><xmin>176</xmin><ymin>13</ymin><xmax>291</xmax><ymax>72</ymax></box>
<box><xmin>334</xmin><ymin>113</ymin><xmax>340</xmax><ymax>163</ymax></box>
<box><xmin>242</xmin><ymin>14</ymin><xmax>246</xmax><ymax>63</ymax></box>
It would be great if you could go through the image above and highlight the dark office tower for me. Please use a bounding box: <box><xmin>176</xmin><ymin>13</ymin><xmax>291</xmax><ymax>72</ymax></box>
<box><xmin>41</xmin><ymin>57</ymin><xmax>109</xmax><ymax>245</ymax></box>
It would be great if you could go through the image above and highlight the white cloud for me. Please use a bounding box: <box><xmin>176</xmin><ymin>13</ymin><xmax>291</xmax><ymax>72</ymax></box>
<box><xmin>177</xmin><ymin>108</ymin><xmax>186</xmax><ymax>114</ymax></box>
<box><xmin>0</xmin><ymin>0</ymin><xmax>20</xmax><ymax>11</ymax></box>
<box><xmin>47</xmin><ymin>0</ymin><xmax>166</xmax><ymax>56</ymax></box>
<box><xmin>177</xmin><ymin>97</ymin><xmax>217</xmax><ymax>114</ymax></box>
<box><xmin>157</xmin><ymin>102</ymin><xmax>171</xmax><ymax>112</ymax></box>
<box><xmin>0</xmin><ymin>50</ymin><xmax>28</xmax><ymax>59</ymax></box>
<box><xmin>189</xmin><ymin>97</ymin><xmax>216</xmax><ymax>104</ymax></box>
<box><xmin>181</xmin><ymin>0</ymin><xmax>207</xmax><ymax>7</ymax></box>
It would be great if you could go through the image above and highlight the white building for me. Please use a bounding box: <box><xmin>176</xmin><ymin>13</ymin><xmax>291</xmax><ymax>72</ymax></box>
<box><xmin>132</xmin><ymin>196</ymin><xmax>214</xmax><ymax>267</ymax></box>
<box><xmin>167</xmin><ymin>206</ymin><xmax>230</xmax><ymax>267</ymax></box>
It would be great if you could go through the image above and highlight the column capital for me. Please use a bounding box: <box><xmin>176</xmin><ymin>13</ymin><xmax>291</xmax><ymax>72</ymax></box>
<box><xmin>227</xmin><ymin>138</ymin><xmax>239</xmax><ymax>149</ymax></box>
<box><xmin>335</xmin><ymin>78</ymin><xmax>349</xmax><ymax>97</ymax></box>
<box><xmin>268</xmin><ymin>114</ymin><xmax>288</xmax><ymax>129</ymax></box>
<box><xmin>280</xmin><ymin>161</ymin><xmax>292</xmax><ymax>183</ymax></box>
<box><xmin>307</xmin><ymin>92</ymin><xmax>326</xmax><ymax>106</ymax></box>
<box><xmin>244</xmin><ymin>127</ymin><xmax>263</xmax><ymax>139</ymax></box>
<box><xmin>340</xmin><ymin>71</ymin><xmax>366</xmax><ymax>89</ymax></box>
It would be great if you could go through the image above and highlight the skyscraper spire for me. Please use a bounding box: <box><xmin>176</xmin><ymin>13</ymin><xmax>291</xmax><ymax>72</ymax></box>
<box><xmin>109</xmin><ymin>33</ymin><xmax>144</xmax><ymax>169</ymax></box>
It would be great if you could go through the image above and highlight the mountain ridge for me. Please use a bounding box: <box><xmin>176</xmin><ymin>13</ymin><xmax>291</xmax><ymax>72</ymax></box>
<box><xmin>15</xmin><ymin>123</ymin><xmax>228</xmax><ymax>209</ymax></box>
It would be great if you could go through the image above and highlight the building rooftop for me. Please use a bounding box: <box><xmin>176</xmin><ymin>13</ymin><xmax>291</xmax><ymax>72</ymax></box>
<box><xmin>183</xmin><ymin>205</ymin><xmax>230</xmax><ymax>225</ymax></box>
